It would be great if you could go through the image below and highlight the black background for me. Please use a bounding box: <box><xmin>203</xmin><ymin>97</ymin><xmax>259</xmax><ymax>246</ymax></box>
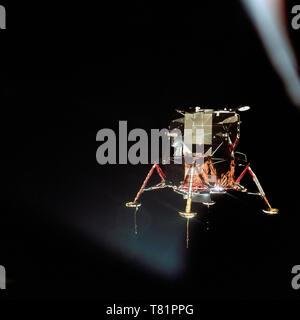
<box><xmin>1</xmin><ymin>0</ymin><xmax>300</xmax><ymax>302</ymax></box>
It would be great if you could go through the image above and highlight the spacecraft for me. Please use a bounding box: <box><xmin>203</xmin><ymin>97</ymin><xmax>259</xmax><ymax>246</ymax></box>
<box><xmin>126</xmin><ymin>106</ymin><xmax>278</xmax><ymax>247</ymax></box>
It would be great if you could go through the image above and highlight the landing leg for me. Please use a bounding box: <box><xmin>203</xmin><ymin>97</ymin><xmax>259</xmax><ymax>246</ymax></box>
<box><xmin>126</xmin><ymin>163</ymin><xmax>166</xmax><ymax>234</ymax></box>
<box><xmin>247</xmin><ymin>166</ymin><xmax>279</xmax><ymax>215</ymax></box>
<box><xmin>235</xmin><ymin>165</ymin><xmax>279</xmax><ymax>215</ymax></box>
<box><xmin>179</xmin><ymin>163</ymin><xmax>197</xmax><ymax>248</ymax></box>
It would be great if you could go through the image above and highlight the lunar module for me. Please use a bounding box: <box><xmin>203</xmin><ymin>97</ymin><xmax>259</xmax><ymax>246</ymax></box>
<box><xmin>126</xmin><ymin>106</ymin><xmax>278</xmax><ymax>247</ymax></box>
